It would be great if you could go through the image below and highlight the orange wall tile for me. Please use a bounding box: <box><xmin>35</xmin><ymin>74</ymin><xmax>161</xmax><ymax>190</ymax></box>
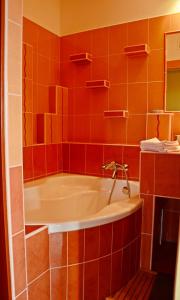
<box><xmin>68</xmin><ymin>230</ymin><xmax>84</xmax><ymax>264</ymax></box>
<box><xmin>28</xmin><ymin>271</ymin><xmax>50</xmax><ymax>300</ymax></box>
<box><xmin>8</xmin><ymin>0</ymin><xmax>23</xmax><ymax>25</ymax></box>
<box><xmin>13</xmin><ymin>232</ymin><xmax>27</xmax><ymax>296</ymax></box>
<box><xmin>68</xmin><ymin>264</ymin><xmax>84</xmax><ymax>300</ymax></box>
<box><xmin>155</xmin><ymin>153</ymin><xmax>180</xmax><ymax>198</ymax></box>
<box><xmin>140</xmin><ymin>152</ymin><xmax>155</xmax><ymax>194</ymax></box>
<box><xmin>8</xmin><ymin>21</ymin><xmax>22</xmax><ymax>95</ymax></box>
<box><xmin>127</xmin><ymin>19</ymin><xmax>149</xmax><ymax>45</ymax></box>
<box><xmin>149</xmin><ymin>15</ymin><xmax>171</xmax><ymax>50</ymax></box>
<box><xmin>49</xmin><ymin>232</ymin><xmax>67</xmax><ymax>267</ymax></box>
<box><xmin>141</xmin><ymin>194</ymin><xmax>154</xmax><ymax>234</ymax></box>
<box><xmin>9</xmin><ymin>95</ymin><xmax>22</xmax><ymax>165</ymax></box>
<box><xmin>16</xmin><ymin>290</ymin><xmax>28</xmax><ymax>300</ymax></box>
<box><xmin>128</xmin><ymin>83</ymin><xmax>148</xmax><ymax>114</ymax></box>
<box><xmin>99</xmin><ymin>256</ymin><xmax>111</xmax><ymax>299</ymax></box>
<box><xmin>10</xmin><ymin>167</ymin><xmax>24</xmax><ymax>234</ymax></box>
<box><xmin>26</xmin><ymin>229</ymin><xmax>49</xmax><ymax>283</ymax></box>
<box><xmin>84</xmin><ymin>260</ymin><xmax>99</xmax><ymax>300</ymax></box>
<box><xmin>51</xmin><ymin>268</ymin><xmax>67</xmax><ymax>300</ymax></box>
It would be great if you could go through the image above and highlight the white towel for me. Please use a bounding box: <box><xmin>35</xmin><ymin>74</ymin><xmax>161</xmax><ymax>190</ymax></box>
<box><xmin>140</xmin><ymin>138</ymin><xmax>180</xmax><ymax>152</ymax></box>
<box><xmin>140</xmin><ymin>138</ymin><xmax>163</xmax><ymax>152</ymax></box>
<box><xmin>140</xmin><ymin>137</ymin><xmax>161</xmax><ymax>145</ymax></box>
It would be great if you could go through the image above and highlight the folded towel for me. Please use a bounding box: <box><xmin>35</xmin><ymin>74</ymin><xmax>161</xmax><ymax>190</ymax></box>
<box><xmin>141</xmin><ymin>145</ymin><xmax>164</xmax><ymax>152</ymax></box>
<box><xmin>140</xmin><ymin>138</ymin><xmax>180</xmax><ymax>152</ymax></box>
<box><xmin>165</xmin><ymin>146</ymin><xmax>180</xmax><ymax>152</ymax></box>
<box><xmin>140</xmin><ymin>137</ymin><xmax>161</xmax><ymax>145</ymax></box>
<box><xmin>163</xmin><ymin>141</ymin><xmax>179</xmax><ymax>146</ymax></box>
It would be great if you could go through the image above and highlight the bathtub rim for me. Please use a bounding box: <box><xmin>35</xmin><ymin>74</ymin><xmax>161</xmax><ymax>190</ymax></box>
<box><xmin>49</xmin><ymin>200</ymin><xmax>142</xmax><ymax>233</ymax></box>
<box><xmin>24</xmin><ymin>172</ymin><xmax>142</xmax><ymax>233</ymax></box>
<box><xmin>25</xmin><ymin>198</ymin><xmax>142</xmax><ymax>233</ymax></box>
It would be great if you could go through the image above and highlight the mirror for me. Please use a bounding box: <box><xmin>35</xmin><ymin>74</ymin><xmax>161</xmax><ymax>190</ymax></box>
<box><xmin>165</xmin><ymin>31</ymin><xmax>180</xmax><ymax>111</ymax></box>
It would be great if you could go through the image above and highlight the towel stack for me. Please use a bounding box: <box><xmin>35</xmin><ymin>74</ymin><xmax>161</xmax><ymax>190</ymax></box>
<box><xmin>140</xmin><ymin>138</ymin><xmax>180</xmax><ymax>152</ymax></box>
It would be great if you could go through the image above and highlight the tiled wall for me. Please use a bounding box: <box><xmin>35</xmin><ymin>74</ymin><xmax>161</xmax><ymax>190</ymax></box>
<box><xmin>7</xmin><ymin>0</ymin><xmax>27</xmax><ymax>299</ymax></box>
<box><xmin>23</xmin><ymin>144</ymin><xmax>62</xmax><ymax>181</ymax></box>
<box><xmin>23</xmin><ymin>13</ymin><xmax>180</xmax><ymax>182</ymax></box>
<box><xmin>23</xmin><ymin>17</ymin><xmax>61</xmax><ymax>119</ymax></box>
<box><xmin>62</xmin><ymin>143</ymin><xmax>140</xmax><ymax>180</ymax></box>
<box><xmin>60</xmin><ymin>13</ymin><xmax>180</xmax><ymax>145</ymax></box>
<box><xmin>22</xmin><ymin>18</ymin><xmax>64</xmax><ymax>181</ymax></box>
<box><xmin>9</xmin><ymin>6</ymin><xmax>180</xmax><ymax>300</ymax></box>
<box><xmin>140</xmin><ymin>152</ymin><xmax>180</xmax><ymax>270</ymax></box>
<box><xmin>25</xmin><ymin>209</ymin><xmax>141</xmax><ymax>299</ymax></box>
<box><xmin>22</xmin><ymin>16</ymin><xmax>140</xmax><ymax>182</ymax></box>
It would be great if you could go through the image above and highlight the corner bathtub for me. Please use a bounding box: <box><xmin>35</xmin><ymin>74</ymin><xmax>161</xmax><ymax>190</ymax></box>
<box><xmin>24</xmin><ymin>173</ymin><xmax>143</xmax><ymax>298</ymax></box>
<box><xmin>24</xmin><ymin>173</ymin><xmax>142</xmax><ymax>233</ymax></box>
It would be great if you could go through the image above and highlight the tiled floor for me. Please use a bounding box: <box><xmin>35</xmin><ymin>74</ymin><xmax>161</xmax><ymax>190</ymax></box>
<box><xmin>111</xmin><ymin>270</ymin><xmax>156</xmax><ymax>300</ymax></box>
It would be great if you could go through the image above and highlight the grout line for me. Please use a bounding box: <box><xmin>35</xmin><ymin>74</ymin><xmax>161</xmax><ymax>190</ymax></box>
<box><xmin>21</xmin><ymin>162</ymin><xmax>29</xmax><ymax>299</ymax></box>
<box><xmin>4</xmin><ymin>4</ymin><xmax>20</xmax><ymax>298</ymax></box>
<box><xmin>49</xmin><ymin>233</ymin><xmax>52</xmax><ymax>300</ymax></box>
<box><xmin>8</xmin><ymin>19</ymin><xmax>22</xmax><ymax>27</ymax></box>
<box><xmin>84</xmin><ymin>144</ymin><xmax>87</xmax><ymax>174</ymax></box>
<box><xmin>141</xmin><ymin>232</ymin><xmax>152</xmax><ymax>237</ymax></box>
<box><xmin>82</xmin><ymin>228</ymin><xmax>85</xmax><ymax>300</ymax></box>
<box><xmin>15</xmin><ymin>288</ymin><xmax>27</xmax><ymax>299</ymax></box>
<box><xmin>82</xmin><ymin>261</ymin><xmax>85</xmax><ymax>300</ymax></box>
<box><xmin>8</xmin><ymin>93</ymin><xmax>22</xmax><ymax>97</ymax></box>
<box><xmin>12</xmin><ymin>229</ymin><xmax>24</xmax><ymax>238</ymax></box>
<box><xmin>151</xmin><ymin>196</ymin><xmax>155</xmax><ymax>262</ymax></box>
<box><xmin>49</xmin><ymin>236</ymin><xmax>140</xmax><ymax>270</ymax></box>
<box><xmin>27</xmin><ymin>269</ymin><xmax>49</xmax><ymax>287</ymax></box>
<box><xmin>66</xmin><ymin>232</ymin><xmax>69</xmax><ymax>300</ymax></box>
<box><xmin>25</xmin><ymin>226</ymin><xmax>48</xmax><ymax>239</ymax></box>
<box><xmin>62</xmin><ymin>141</ymin><xmax>140</xmax><ymax>147</ymax></box>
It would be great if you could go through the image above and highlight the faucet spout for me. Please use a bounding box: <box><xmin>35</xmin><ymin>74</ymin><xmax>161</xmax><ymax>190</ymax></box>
<box><xmin>102</xmin><ymin>161</ymin><xmax>131</xmax><ymax>197</ymax></box>
<box><xmin>102</xmin><ymin>161</ymin><xmax>116</xmax><ymax>170</ymax></box>
<box><xmin>102</xmin><ymin>161</ymin><xmax>118</xmax><ymax>178</ymax></box>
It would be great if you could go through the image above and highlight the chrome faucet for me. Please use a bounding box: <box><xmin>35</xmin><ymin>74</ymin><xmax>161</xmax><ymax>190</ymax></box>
<box><xmin>102</xmin><ymin>161</ymin><xmax>131</xmax><ymax>197</ymax></box>
<box><xmin>102</xmin><ymin>161</ymin><xmax>128</xmax><ymax>179</ymax></box>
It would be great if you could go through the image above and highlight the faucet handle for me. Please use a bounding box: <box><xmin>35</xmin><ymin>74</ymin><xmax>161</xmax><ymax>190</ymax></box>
<box><xmin>122</xmin><ymin>163</ymin><xmax>128</xmax><ymax>169</ymax></box>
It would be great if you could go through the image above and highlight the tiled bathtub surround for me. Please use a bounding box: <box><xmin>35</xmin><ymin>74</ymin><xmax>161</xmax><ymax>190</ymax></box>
<box><xmin>24</xmin><ymin>210</ymin><xmax>141</xmax><ymax>299</ymax></box>
<box><xmin>49</xmin><ymin>209</ymin><xmax>142</xmax><ymax>300</ymax></box>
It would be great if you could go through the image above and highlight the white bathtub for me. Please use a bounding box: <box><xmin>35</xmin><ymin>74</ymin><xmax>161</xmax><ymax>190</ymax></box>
<box><xmin>24</xmin><ymin>173</ymin><xmax>142</xmax><ymax>233</ymax></box>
